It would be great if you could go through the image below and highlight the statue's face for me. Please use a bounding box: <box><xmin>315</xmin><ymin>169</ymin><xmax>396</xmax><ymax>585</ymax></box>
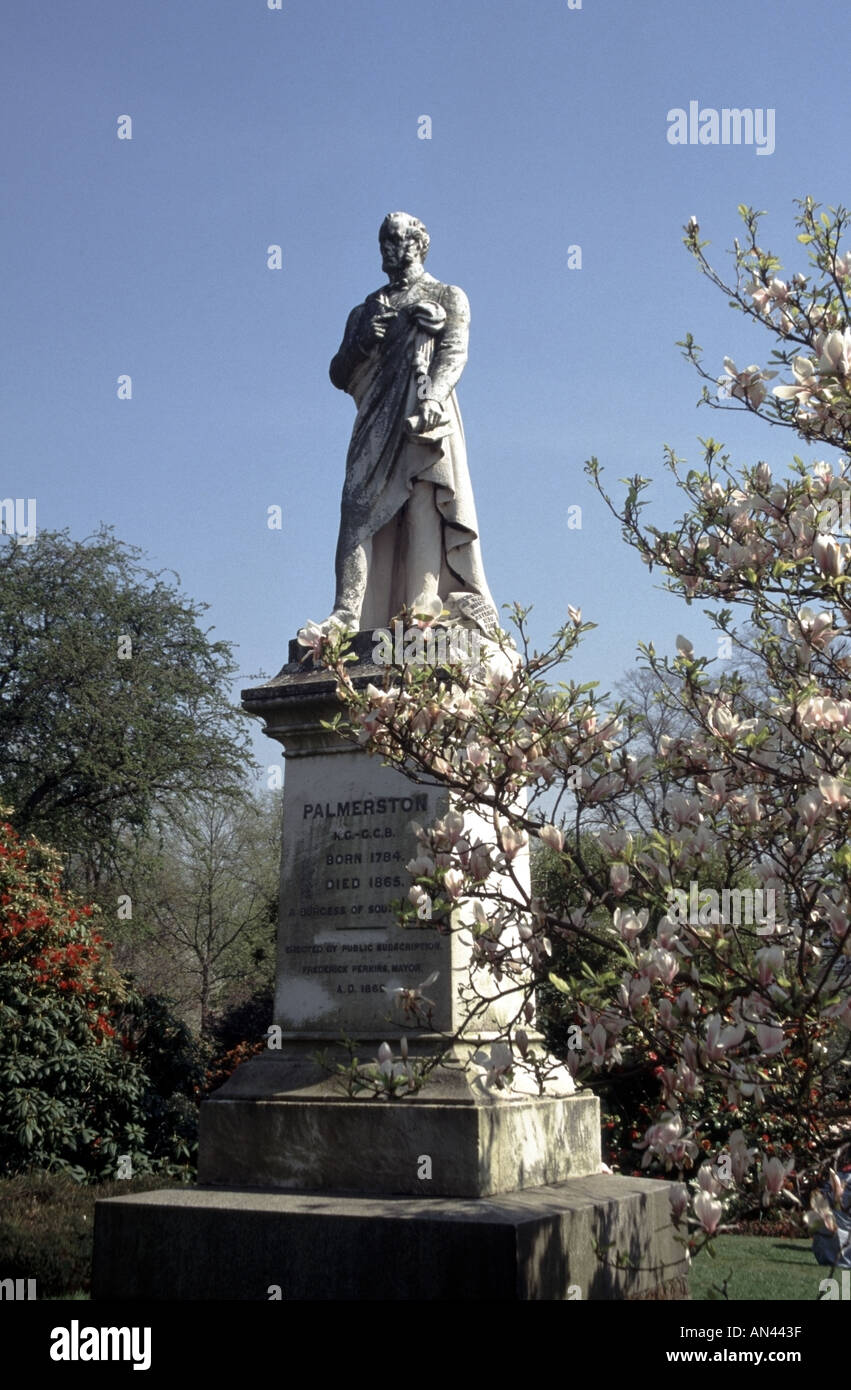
<box><xmin>380</xmin><ymin>222</ymin><xmax>421</xmax><ymax>279</ymax></box>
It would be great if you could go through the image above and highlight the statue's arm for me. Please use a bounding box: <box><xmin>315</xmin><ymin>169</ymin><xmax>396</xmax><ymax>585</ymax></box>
<box><xmin>329</xmin><ymin>305</ymin><xmax>369</xmax><ymax>392</ymax></box>
<box><xmin>426</xmin><ymin>285</ymin><xmax>470</xmax><ymax>403</ymax></box>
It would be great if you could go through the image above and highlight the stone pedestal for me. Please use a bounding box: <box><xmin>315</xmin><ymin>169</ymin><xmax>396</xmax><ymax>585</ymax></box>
<box><xmin>198</xmin><ymin>1050</ymin><xmax>601</xmax><ymax>1197</ymax></box>
<box><xmin>92</xmin><ymin>637</ymin><xmax>689</xmax><ymax>1299</ymax></box>
<box><xmin>92</xmin><ymin>1177</ymin><xmax>689</xmax><ymax>1301</ymax></box>
<box><xmin>199</xmin><ymin>634</ymin><xmax>592</xmax><ymax>1197</ymax></box>
<box><xmin>242</xmin><ymin>631</ymin><xmax>521</xmax><ymax>1046</ymax></box>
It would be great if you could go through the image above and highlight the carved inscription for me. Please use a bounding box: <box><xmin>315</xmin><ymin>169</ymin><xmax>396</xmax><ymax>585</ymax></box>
<box><xmin>277</xmin><ymin>780</ymin><xmax>449</xmax><ymax>1032</ymax></box>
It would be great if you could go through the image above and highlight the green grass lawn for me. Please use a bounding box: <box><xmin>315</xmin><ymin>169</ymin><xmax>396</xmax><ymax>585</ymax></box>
<box><xmin>689</xmin><ymin>1236</ymin><xmax>835</xmax><ymax>1301</ymax></box>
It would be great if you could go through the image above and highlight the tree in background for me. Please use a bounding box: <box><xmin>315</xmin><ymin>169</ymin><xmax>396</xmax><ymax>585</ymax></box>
<box><xmin>0</xmin><ymin>526</ymin><xmax>251</xmax><ymax>895</ymax></box>
<box><xmin>114</xmin><ymin>787</ymin><xmax>280</xmax><ymax>1037</ymax></box>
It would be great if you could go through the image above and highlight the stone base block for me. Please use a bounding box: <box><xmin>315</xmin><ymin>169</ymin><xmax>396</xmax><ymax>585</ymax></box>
<box><xmin>198</xmin><ymin>1055</ymin><xmax>600</xmax><ymax>1197</ymax></box>
<box><xmin>92</xmin><ymin>1176</ymin><xmax>689</xmax><ymax>1301</ymax></box>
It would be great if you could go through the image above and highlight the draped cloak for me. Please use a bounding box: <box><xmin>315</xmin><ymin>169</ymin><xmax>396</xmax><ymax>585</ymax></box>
<box><xmin>329</xmin><ymin>272</ymin><xmax>496</xmax><ymax>632</ymax></box>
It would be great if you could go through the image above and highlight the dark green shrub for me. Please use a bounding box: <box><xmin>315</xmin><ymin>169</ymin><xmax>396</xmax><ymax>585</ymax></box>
<box><xmin>0</xmin><ymin>1172</ymin><xmax>182</xmax><ymax>1297</ymax></box>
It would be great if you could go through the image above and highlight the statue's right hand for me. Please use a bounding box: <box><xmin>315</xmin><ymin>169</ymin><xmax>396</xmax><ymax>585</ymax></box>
<box><xmin>358</xmin><ymin>309</ymin><xmax>396</xmax><ymax>350</ymax></box>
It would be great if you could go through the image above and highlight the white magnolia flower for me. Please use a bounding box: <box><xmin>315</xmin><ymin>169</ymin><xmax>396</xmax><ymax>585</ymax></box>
<box><xmin>539</xmin><ymin>822</ymin><xmax>564</xmax><ymax>852</ymax></box>
<box><xmin>694</xmin><ymin>1190</ymin><xmax>724</xmax><ymax>1234</ymax></box>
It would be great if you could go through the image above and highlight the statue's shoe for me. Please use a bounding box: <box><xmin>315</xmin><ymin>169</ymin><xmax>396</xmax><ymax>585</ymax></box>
<box><xmin>315</xmin><ymin>610</ymin><xmax>358</xmax><ymax>636</ymax></box>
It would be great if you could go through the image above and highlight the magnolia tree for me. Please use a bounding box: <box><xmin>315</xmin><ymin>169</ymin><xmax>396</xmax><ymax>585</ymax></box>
<box><xmin>305</xmin><ymin>198</ymin><xmax>851</xmax><ymax>1267</ymax></box>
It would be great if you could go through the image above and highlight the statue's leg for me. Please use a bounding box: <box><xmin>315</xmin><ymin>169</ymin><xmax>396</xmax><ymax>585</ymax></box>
<box><xmin>405</xmin><ymin>480</ymin><xmax>442</xmax><ymax>612</ymax></box>
<box><xmin>322</xmin><ymin>532</ymin><xmax>371</xmax><ymax>632</ymax></box>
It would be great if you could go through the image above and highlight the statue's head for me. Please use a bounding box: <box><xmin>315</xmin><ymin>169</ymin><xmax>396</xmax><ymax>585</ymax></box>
<box><xmin>379</xmin><ymin>212</ymin><xmax>430</xmax><ymax>278</ymax></box>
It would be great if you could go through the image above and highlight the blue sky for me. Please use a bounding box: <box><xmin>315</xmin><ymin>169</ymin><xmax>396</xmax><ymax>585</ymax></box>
<box><xmin>2</xmin><ymin>0</ymin><xmax>847</xmax><ymax>767</ymax></box>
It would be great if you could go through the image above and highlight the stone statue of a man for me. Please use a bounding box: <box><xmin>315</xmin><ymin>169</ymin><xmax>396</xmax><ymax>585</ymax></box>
<box><xmin>320</xmin><ymin>212</ymin><xmax>497</xmax><ymax>635</ymax></box>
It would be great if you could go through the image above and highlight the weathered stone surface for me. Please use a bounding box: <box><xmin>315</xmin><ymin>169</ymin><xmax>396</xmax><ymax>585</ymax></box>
<box><xmin>92</xmin><ymin>1176</ymin><xmax>689</xmax><ymax>1301</ymax></box>
<box><xmin>319</xmin><ymin>212</ymin><xmax>497</xmax><ymax>636</ymax></box>
<box><xmin>195</xmin><ymin>655</ymin><xmax>579</xmax><ymax>1199</ymax></box>
<box><xmin>199</xmin><ymin>1054</ymin><xmax>600</xmax><ymax>1196</ymax></box>
<box><xmin>242</xmin><ymin>653</ymin><xmax>530</xmax><ymax>1044</ymax></box>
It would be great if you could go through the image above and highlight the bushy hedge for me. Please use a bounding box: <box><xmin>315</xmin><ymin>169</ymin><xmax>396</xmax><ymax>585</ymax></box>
<box><xmin>0</xmin><ymin>1172</ymin><xmax>183</xmax><ymax>1297</ymax></box>
<box><xmin>0</xmin><ymin>813</ymin><xmax>207</xmax><ymax>1180</ymax></box>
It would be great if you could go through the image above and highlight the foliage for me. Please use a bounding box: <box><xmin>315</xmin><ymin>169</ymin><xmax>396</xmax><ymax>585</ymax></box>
<box><xmin>201</xmin><ymin>1038</ymin><xmax>266</xmax><ymax>1096</ymax></box>
<box><xmin>115</xmin><ymin>789</ymin><xmax>280</xmax><ymax>1035</ymax></box>
<box><xmin>680</xmin><ymin>197</ymin><xmax>851</xmax><ymax>451</ymax></box>
<box><xmin>0</xmin><ymin>525</ymin><xmax>251</xmax><ymax>889</ymax></box>
<box><xmin>0</xmin><ymin>1172</ymin><xmax>184</xmax><ymax>1298</ymax></box>
<box><xmin>0</xmin><ymin>812</ymin><xmax>203</xmax><ymax>1179</ymax></box>
<box><xmin>209</xmin><ymin>983</ymin><xmax>274</xmax><ymax>1056</ymax></box>
<box><xmin>114</xmin><ymin>990</ymin><xmax>210</xmax><ymax>1166</ymax></box>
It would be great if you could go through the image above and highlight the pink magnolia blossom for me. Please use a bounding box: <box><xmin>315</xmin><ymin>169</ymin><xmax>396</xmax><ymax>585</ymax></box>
<box><xmin>694</xmin><ymin>1190</ymin><xmax>724</xmax><ymax>1234</ymax></box>
<box><xmin>727</xmin><ymin>1131</ymin><xmax>758</xmax><ymax>1183</ymax></box>
<box><xmin>627</xmin><ymin>975</ymin><xmax>651</xmax><ymax>1010</ymax></box>
<box><xmin>384</xmin><ymin>971</ymin><xmax>439</xmax><ymax>1015</ymax></box>
<box><xmin>749</xmin><ymin>279</ymin><xmax>789</xmax><ymax>317</ymax></box>
<box><xmin>677</xmin><ymin>987</ymin><xmax>698</xmax><ymax>1016</ymax></box>
<box><xmin>697</xmin><ymin>1163</ymin><xmax>722</xmax><ymax>1197</ymax></box>
<box><xmin>774</xmin><ymin>355</ymin><xmax>818</xmax><ymax>404</ymax></box>
<box><xmin>720</xmin><ymin>357</ymin><xmax>776</xmax><ymax>408</ymax></box>
<box><xmin>755</xmin><ymin>945</ymin><xmax>785</xmax><ymax>987</ymax></box>
<box><xmin>538</xmin><ymin>823</ymin><xmax>564</xmax><ymax>852</ymax></box>
<box><xmin>613</xmin><ymin>906</ymin><xmax>647</xmax><ymax>943</ymax></box>
<box><xmin>406</xmin><ymin>853</ymin><xmax>435</xmax><ymax>878</ymax></box>
<box><xmin>760</xmin><ymin>1154</ymin><xmax>793</xmax><ymax>1197</ymax></box>
<box><xmin>812</xmin><ymin>533</ymin><xmax>846</xmax><ymax>576</ymax></box>
<box><xmin>755</xmin><ymin>1024</ymin><xmax>788</xmax><ymax>1057</ymax></box>
<box><xmin>480</xmin><ymin>1042</ymin><xmax>513</xmax><ymax>1089</ymax></box>
<box><xmin>824</xmin><ymin>996</ymin><xmax>851</xmax><ymax>1028</ymax></box>
<box><xmin>610</xmin><ymin>862</ymin><xmax>630</xmax><ymax>896</ymax></box>
<box><xmin>818</xmin><ymin>774</ymin><xmax>850</xmax><ymax>810</ymax></box>
<box><xmin>644</xmin><ymin>947</ymin><xmax>679</xmax><ymax>985</ymax></box>
<box><xmin>639</xmin><ymin>1112</ymin><xmax>698</xmax><ymax>1170</ymax></box>
<box><xmin>465</xmin><ymin>743</ymin><xmax>489</xmax><ymax>768</ymax></box>
<box><xmin>706</xmin><ymin>702</ymin><xmax>757</xmax><ymax>743</ymax></box>
<box><xmin>442</xmin><ymin>869</ymin><xmax>465</xmax><ymax>899</ymax></box>
<box><xmin>795</xmin><ymin>789</ymin><xmax>823</xmax><ymax>829</ymax></box>
<box><xmin>816</xmin><ymin>328</ymin><xmax>851</xmax><ymax>376</ymax></box>
<box><xmin>407</xmin><ymin>884</ymin><xmax>432</xmax><ymax>917</ymax></box>
<box><xmin>788</xmin><ymin>607</ymin><xmax>836</xmax><ymax>656</ymax></box>
<box><xmin>498</xmin><ymin>823</ymin><xmax>528</xmax><ymax>861</ymax></box>
<box><xmin>704</xmin><ymin>1014</ymin><xmax>746</xmax><ymax>1061</ymax></box>
<box><xmin>665</xmin><ymin>790</ymin><xmax>703</xmax><ymax>829</ymax></box>
<box><xmin>669</xmin><ymin>1183</ymin><xmax>690</xmax><ymax>1223</ymax></box>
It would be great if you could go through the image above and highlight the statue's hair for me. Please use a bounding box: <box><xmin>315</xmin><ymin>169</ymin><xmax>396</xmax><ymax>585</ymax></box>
<box><xmin>379</xmin><ymin>212</ymin><xmax>430</xmax><ymax>262</ymax></box>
